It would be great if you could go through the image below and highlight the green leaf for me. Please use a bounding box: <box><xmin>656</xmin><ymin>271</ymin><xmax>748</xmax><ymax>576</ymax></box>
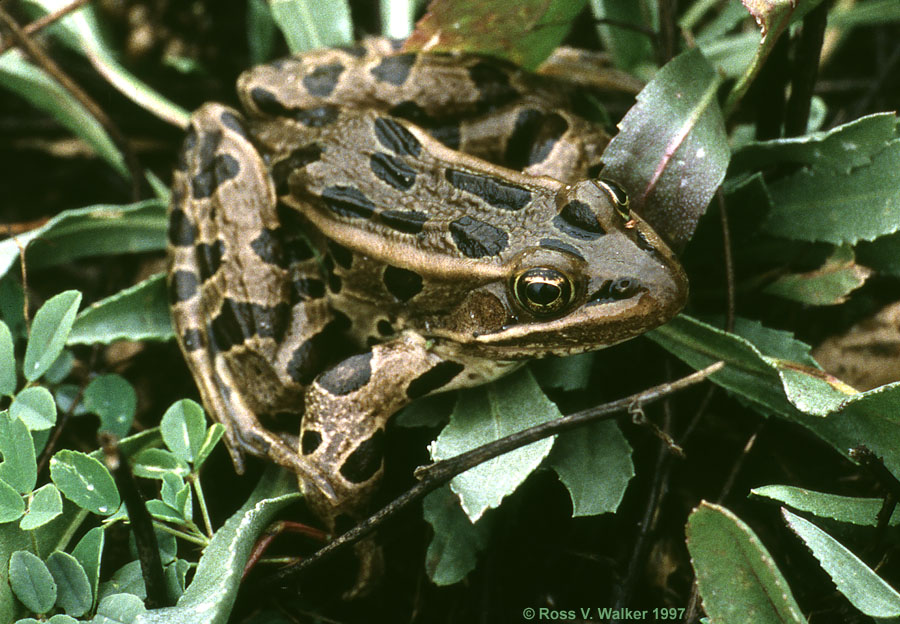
<box><xmin>0</xmin><ymin>320</ymin><xmax>16</xmax><ymax>396</ymax></box>
<box><xmin>764</xmin><ymin>245</ymin><xmax>871</xmax><ymax>306</ymax></box>
<box><xmin>764</xmin><ymin>138</ymin><xmax>900</xmax><ymax>244</ymax></box>
<box><xmin>46</xmin><ymin>551</ymin><xmax>92</xmax><ymax>617</ymax></box>
<box><xmin>161</xmin><ymin>473</ymin><xmax>191</xmax><ymax>523</ymax></box>
<box><xmin>9</xmin><ymin>550</ymin><xmax>58</xmax><ymax>614</ymax></box>
<box><xmin>0</xmin><ymin>200</ymin><xmax>166</xmax><ymax>281</ymax></box>
<box><xmin>589</xmin><ymin>0</ymin><xmax>656</xmax><ymax>75</ymax></box>
<box><xmin>24</xmin><ymin>291</ymin><xmax>81</xmax><ymax>382</ymax></box>
<box><xmin>146</xmin><ymin>500</ymin><xmax>186</xmax><ymax>525</ymax></box>
<box><xmin>783</xmin><ymin>508</ymin><xmax>900</xmax><ymax>617</ymax></box>
<box><xmin>99</xmin><ymin>561</ymin><xmax>146</xmax><ymax>601</ymax></box>
<box><xmin>601</xmin><ymin>48</ymin><xmax>730</xmax><ymax>251</ymax></box>
<box><xmin>11</xmin><ymin>386</ymin><xmax>57</xmax><ymax>430</ymax></box>
<box><xmin>134</xmin><ymin>469</ymin><xmax>299</xmax><ymax>624</ymax></box>
<box><xmin>69</xmin><ymin>273</ymin><xmax>174</xmax><ymax>345</ymax></box>
<box><xmin>406</xmin><ymin>0</ymin><xmax>588</xmax><ymax>70</ymax></box>
<box><xmin>0</xmin><ymin>411</ymin><xmax>38</xmax><ymax>493</ymax></box>
<box><xmin>0</xmin><ymin>478</ymin><xmax>26</xmax><ymax>522</ymax></box>
<box><xmin>132</xmin><ymin>448</ymin><xmax>190</xmax><ymax>480</ymax></box>
<box><xmin>530</xmin><ymin>353</ymin><xmax>594</xmax><ymax>392</ymax></box>
<box><xmin>48</xmin><ymin>615</ymin><xmax>79</xmax><ymax>624</ymax></box>
<box><xmin>422</xmin><ymin>486</ymin><xmax>491</xmax><ymax>585</ymax></box>
<box><xmin>432</xmin><ymin>368</ymin><xmax>561</xmax><ymax>521</ymax></box>
<box><xmin>857</xmin><ymin>230</ymin><xmax>900</xmax><ymax>277</ymax></box>
<box><xmin>93</xmin><ymin>593</ymin><xmax>147</xmax><ymax>624</ymax></box>
<box><xmin>752</xmin><ymin>485</ymin><xmax>899</xmax><ymax>526</ymax></box>
<box><xmin>83</xmin><ymin>374</ymin><xmax>137</xmax><ymax>438</ymax></box>
<box><xmin>20</xmin><ymin>483</ymin><xmax>63</xmax><ymax>530</ymax></box>
<box><xmin>686</xmin><ymin>502</ymin><xmax>806</xmax><ymax>624</ymax></box>
<box><xmin>270</xmin><ymin>0</ymin><xmax>353</xmax><ymax>53</ymax></box>
<box><xmin>0</xmin><ymin>51</ymin><xmax>126</xmax><ymax>176</ymax></box>
<box><xmin>161</xmin><ymin>399</ymin><xmax>208</xmax><ymax>464</ymax></box>
<box><xmin>43</xmin><ymin>350</ymin><xmax>75</xmax><ymax>384</ymax></box>
<box><xmin>548</xmin><ymin>421</ymin><xmax>633</xmax><ymax>517</ymax></box>
<box><xmin>247</xmin><ymin>0</ymin><xmax>278</xmax><ymax>64</ymax></box>
<box><xmin>50</xmin><ymin>449</ymin><xmax>120</xmax><ymax>515</ymax></box>
<box><xmin>71</xmin><ymin>526</ymin><xmax>104</xmax><ymax>611</ymax></box>
<box><xmin>193</xmin><ymin>423</ymin><xmax>225</xmax><ymax>469</ymax></box>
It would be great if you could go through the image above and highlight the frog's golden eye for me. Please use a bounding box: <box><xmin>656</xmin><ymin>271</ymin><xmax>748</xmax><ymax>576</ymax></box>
<box><xmin>513</xmin><ymin>267</ymin><xmax>574</xmax><ymax>316</ymax></box>
<box><xmin>598</xmin><ymin>179</ymin><xmax>630</xmax><ymax>220</ymax></box>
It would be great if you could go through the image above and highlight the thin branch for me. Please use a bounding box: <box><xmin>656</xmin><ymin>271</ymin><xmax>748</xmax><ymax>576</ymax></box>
<box><xmin>0</xmin><ymin>0</ymin><xmax>92</xmax><ymax>56</ymax></box>
<box><xmin>0</xmin><ymin>6</ymin><xmax>143</xmax><ymax>199</ymax></box>
<box><xmin>267</xmin><ymin>362</ymin><xmax>724</xmax><ymax>586</ymax></box>
<box><xmin>785</xmin><ymin>1</ymin><xmax>828</xmax><ymax>137</ymax></box>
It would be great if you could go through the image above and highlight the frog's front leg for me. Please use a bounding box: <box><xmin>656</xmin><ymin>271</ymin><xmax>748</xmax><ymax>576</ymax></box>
<box><xmin>297</xmin><ymin>331</ymin><xmax>468</xmax><ymax>523</ymax></box>
<box><xmin>168</xmin><ymin>102</ymin><xmax>335</xmax><ymax>499</ymax></box>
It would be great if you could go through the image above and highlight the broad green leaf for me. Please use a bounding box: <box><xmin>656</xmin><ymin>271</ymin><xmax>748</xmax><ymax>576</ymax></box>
<box><xmin>0</xmin><ymin>51</ymin><xmax>126</xmax><ymax>176</ymax></box>
<box><xmin>134</xmin><ymin>469</ymin><xmax>299</xmax><ymax>624</ymax></box>
<box><xmin>164</xmin><ymin>560</ymin><xmax>191</xmax><ymax>603</ymax></box>
<box><xmin>0</xmin><ymin>411</ymin><xmax>38</xmax><ymax>493</ymax></box>
<box><xmin>857</xmin><ymin>231</ymin><xmax>900</xmax><ymax>277</ymax></box>
<box><xmin>50</xmin><ymin>449</ymin><xmax>119</xmax><ymax>515</ymax></box>
<box><xmin>46</xmin><ymin>551</ymin><xmax>92</xmax><ymax>617</ymax></box>
<box><xmin>697</xmin><ymin>31</ymin><xmax>760</xmax><ymax>78</ymax></box>
<box><xmin>270</xmin><ymin>0</ymin><xmax>353</xmax><ymax>53</ymax></box>
<box><xmin>9</xmin><ymin>550</ymin><xmax>58</xmax><ymax>614</ymax></box>
<box><xmin>764</xmin><ymin>139</ymin><xmax>900</xmax><ymax>244</ymax></box>
<box><xmin>23</xmin><ymin>0</ymin><xmax>189</xmax><ymax>128</ymax></box>
<box><xmin>601</xmin><ymin>48</ymin><xmax>729</xmax><ymax>251</ymax></box>
<box><xmin>93</xmin><ymin>593</ymin><xmax>147</xmax><ymax>624</ymax></box>
<box><xmin>82</xmin><ymin>374</ymin><xmax>137</xmax><ymax>438</ymax></box>
<box><xmin>43</xmin><ymin>350</ymin><xmax>75</xmax><ymax>384</ymax></box>
<box><xmin>24</xmin><ymin>291</ymin><xmax>81</xmax><ymax>382</ymax></box>
<box><xmin>161</xmin><ymin>473</ymin><xmax>191</xmax><ymax>522</ymax></box>
<box><xmin>193</xmin><ymin>423</ymin><xmax>226</xmax><ymax>469</ymax></box>
<box><xmin>11</xmin><ymin>386</ymin><xmax>57</xmax><ymax>430</ymax></box>
<box><xmin>146</xmin><ymin>500</ymin><xmax>186</xmax><ymax>525</ymax></box>
<box><xmin>161</xmin><ymin>399</ymin><xmax>207</xmax><ymax>464</ymax></box>
<box><xmin>132</xmin><ymin>448</ymin><xmax>190</xmax><ymax>480</ymax></box>
<box><xmin>589</xmin><ymin>0</ymin><xmax>656</xmax><ymax>76</ymax></box>
<box><xmin>394</xmin><ymin>394</ymin><xmax>452</xmax><ymax>429</ymax></box>
<box><xmin>783</xmin><ymin>509</ymin><xmax>900</xmax><ymax>617</ymax></box>
<box><xmin>48</xmin><ymin>616</ymin><xmax>79</xmax><ymax>624</ymax></box>
<box><xmin>71</xmin><ymin>526</ymin><xmax>104</xmax><ymax>612</ymax></box>
<box><xmin>98</xmin><ymin>561</ymin><xmax>146</xmax><ymax>601</ymax></box>
<box><xmin>531</xmin><ymin>353</ymin><xmax>594</xmax><ymax>392</ymax></box>
<box><xmin>764</xmin><ymin>245</ymin><xmax>872</xmax><ymax>306</ymax></box>
<box><xmin>828</xmin><ymin>0</ymin><xmax>900</xmax><ymax>27</ymax></box>
<box><xmin>406</xmin><ymin>0</ymin><xmax>587</xmax><ymax>70</ymax></box>
<box><xmin>247</xmin><ymin>0</ymin><xmax>278</xmax><ymax>64</ymax></box>
<box><xmin>0</xmin><ymin>478</ymin><xmax>26</xmax><ymax>522</ymax></box>
<box><xmin>0</xmin><ymin>320</ymin><xmax>16</xmax><ymax>396</ymax></box>
<box><xmin>548</xmin><ymin>421</ymin><xmax>633</xmax><ymax>517</ymax></box>
<box><xmin>423</xmin><ymin>486</ymin><xmax>491</xmax><ymax>585</ymax></box>
<box><xmin>686</xmin><ymin>502</ymin><xmax>806</xmax><ymax>624</ymax></box>
<box><xmin>69</xmin><ymin>273</ymin><xmax>173</xmax><ymax>344</ymax></box>
<box><xmin>731</xmin><ymin>112</ymin><xmax>900</xmax><ymax>175</ymax></box>
<box><xmin>431</xmin><ymin>368</ymin><xmax>560</xmax><ymax>521</ymax></box>
<box><xmin>752</xmin><ymin>485</ymin><xmax>899</xmax><ymax>526</ymax></box>
<box><xmin>20</xmin><ymin>483</ymin><xmax>63</xmax><ymax>530</ymax></box>
<box><xmin>0</xmin><ymin>200</ymin><xmax>166</xmax><ymax>281</ymax></box>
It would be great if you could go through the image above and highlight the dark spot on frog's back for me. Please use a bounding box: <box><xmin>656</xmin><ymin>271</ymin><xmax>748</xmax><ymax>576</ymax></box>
<box><xmin>169</xmin><ymin>270</ymin><xmax>199</xmax><ymax>303</ymax></box>
<box><xmin>553</xmin><ymin>200</ymin><xmax>606</xmax><ymax>240</ymax></box>
<box><xmin>320</xmin><ymin>186</ymin><xmax>376</xmax><ymax>219</ymax></box>
<box><xmin>380</xmin><ymin>209</ymin><xmax>428</xmax><ymax>234</ymax></box>
<box><xmin>383</xmin><ymin>266</ymin><xmax>423</xmax><ymax>302</ymax></box>
<box><xmin>218</xmin><ymin>110</ymin><xmax>249</xmax><ymax>139</ymax></box>
<box><xmin>250</xmin><ymin>228</ymin><xmax>284</xmax><ymax>267</ymax></box>
<box><xmin>168</xmin><ymin>208</ymin><xmax>197</xmax><ymax>247</ymax></box>
<box><xmin>468</xmin><ymin>61</ymin><xmax>519</xmax><ymax>107</ymax></box>
<box><xmin>373</xmin><ymin>117</ymin><xmax>422</xmax><ymax>157</ymax></box>
<box><xmin>209</xmin><ymin>299</ymin><xmax>290</xmax><ymax>353</ymax></box>
<box><xmin>271</xmin><ymin>143</ymin><xmax>323</xmax><ymax>195</ymax></box>
<box><xmin>301</xmin><ymin>430</ymin><xmax>322</xmax><ymax>455</ymax></box>
<box><xmin>370</xmin><ymin>152</ymin><xmax>417</xmax><ymax>191</ymax></box>
<box><xmin>445</xmin><ymin>169</ymin><xmax>532</xmax><ymax>211</ymax></box>
<box><xmin>370</xmin><ymin>53</ymin><xmax>416</xmax><ymax>86</ymax></box>
<box><xmin>318</xmin><ymin>352</ymin><xmax>373</xmax><ymax>396</ymax></box>
<box><xmin>506</xmin><ymin>109</ymin><xmax>568</xmax><ymax>168</ymax></box>
<box><xmin>180</xmin><ymin>329</ymin><xmax>203</xmax><ymax>352</ymax></box>
<box><xmin>449</xmin><ymin>216</ymin><xmax>508</xmax><ymax>258</ymax></box>
<box><xmin>406</xmin><ymin>361</ymin><xmax>465</xmax><ymax>399</ymax></box>
<box><xmin>340</xmin><ymin>429</ymin><xmax>385</xmax><ymax>484</ymax></box>
<box><xmin>191</xmin><ymin>153</ymin><xmax>240</xmax><ymax>200</ymax></box>
<box><xmin>196</xmin><ymin>240</ymin><xmax>225</xmax><ymax>279</ymax></box>
<box><xmin>286</xmin><ymin>313</ymin><xmax>353</xmax><ymax>384</ymax></box>
<box><xmin>291</xmin><ymin>277</ymin><xmax>325</xmax><ymax>302</ymax></box>
<box><xmin>302</xmin><ymin>62</ymin><xmax>345</xmax><ymax>97</ymax></box>
<box><xmin>248</xmin><ymin>87</ymin><xmax>339</xmax><ymax>127</ymax></box>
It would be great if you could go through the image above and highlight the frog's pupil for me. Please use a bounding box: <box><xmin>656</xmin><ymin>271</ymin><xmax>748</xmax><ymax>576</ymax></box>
<box><xmin>527</xmin><ymin>281</ymin><xmax>561</xmax><ymax>306</ymax></box>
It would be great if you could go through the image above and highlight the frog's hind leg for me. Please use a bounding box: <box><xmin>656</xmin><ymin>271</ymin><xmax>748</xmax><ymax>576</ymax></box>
<box><xmin>168</xmin><ymin>102</ymin><xmax>334</xmax><ymax>499</ymax></box>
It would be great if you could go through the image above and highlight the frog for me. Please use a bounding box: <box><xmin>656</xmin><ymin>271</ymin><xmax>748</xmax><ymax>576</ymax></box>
<box><xmin>167</xmin><ymin>38</ymin><xmax>688</xmax><ymax>569</ymax></box>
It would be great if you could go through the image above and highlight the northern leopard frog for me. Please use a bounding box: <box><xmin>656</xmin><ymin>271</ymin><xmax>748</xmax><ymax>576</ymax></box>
<box><xmin>168</xmin><ymin>39</ymin><xmax>688</xmax><ymax>549</ymax></box>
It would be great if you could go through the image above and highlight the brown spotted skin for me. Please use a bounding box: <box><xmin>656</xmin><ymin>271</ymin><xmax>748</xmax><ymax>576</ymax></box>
<box><xmin>168</xmin><ymin>39</ymin><xmax>688</xmax><ymax>565</ymax></box>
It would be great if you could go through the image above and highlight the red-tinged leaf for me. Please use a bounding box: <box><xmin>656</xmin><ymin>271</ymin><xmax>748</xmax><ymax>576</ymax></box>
<box><xmin>404</xmin><ymin>0</ymin><xmax>587</xmax><ymax>69</ymax></box>
<box><xmin>600</xmin><ymin>48</ymin><xmax>729</xmax><ymax>251</ymax></box>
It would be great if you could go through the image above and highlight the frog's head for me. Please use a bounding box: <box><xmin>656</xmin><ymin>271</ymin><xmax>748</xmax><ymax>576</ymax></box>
<box><xmin>441</xmin><ymin>179</ymin><xmax>688</xmax><ymax>359</ymax></box>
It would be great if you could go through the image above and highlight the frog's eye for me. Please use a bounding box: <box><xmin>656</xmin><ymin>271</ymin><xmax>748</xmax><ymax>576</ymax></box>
<box><xmin>513</xmin><ymin>267</ymin><xmax>575</xmax><ymax>316</ymax></box>
<box><xmin>598</xmin><ymin>179</ymin><xmax>630</xmax><ymax>220</ymax></box>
